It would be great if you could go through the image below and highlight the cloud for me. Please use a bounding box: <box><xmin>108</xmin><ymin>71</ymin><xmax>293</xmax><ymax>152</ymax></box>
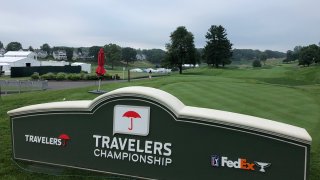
<box><xmin>0</xmin><ymin>0</ymin><xmax>320</xmax><ymax>51</ymax></box>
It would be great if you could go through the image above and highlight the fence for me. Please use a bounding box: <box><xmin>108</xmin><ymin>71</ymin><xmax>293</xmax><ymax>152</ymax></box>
<box><xmin>11</xmin><ymin>66</ymin><xmax>81</xmax><ymax>77</ymax></box>
<box><xmin>0</xmin><ymin>80</ymin><xmax>48</xmax><ymax>94</ymax></box>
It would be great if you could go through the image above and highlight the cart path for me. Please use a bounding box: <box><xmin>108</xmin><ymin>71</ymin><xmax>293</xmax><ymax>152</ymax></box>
<box><xmin>47</xmin><ymin>80</ymin><xmax>126</xmax><ymax>90</ymax></box>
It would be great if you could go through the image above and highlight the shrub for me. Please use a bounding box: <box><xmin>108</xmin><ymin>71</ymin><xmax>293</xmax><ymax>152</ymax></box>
<box><xmin>56</xmin><ymin>73</ymin><xmax>66</xmax><ymax>81</ymax></box>
<box><xmin>67</xmin><ymin>73</ymin><xmax>81</xmax><ymax>81</ymax></box>
<box><xmin>103</xmin><ymin>74</ymin><xmax>112</xmax><ymax>80</ymax></box>
<box><xmin>252</xmin><ymin>60</ymin><xmax>262</xmax><ymax>67</ymax></box>
<box><xmin>41</xmin><ymin>72</ymin><xmax>56</xmax><ymax>80</ymax></box>
<box><xmin>31</xmin><ymin>72</ymin><xmax>40</xmax><ymax>80</ymax></box>
<box><xmin>86</xmin><ymin>74</ymin><xmax>99</xmax><ymax>80</ymax></box>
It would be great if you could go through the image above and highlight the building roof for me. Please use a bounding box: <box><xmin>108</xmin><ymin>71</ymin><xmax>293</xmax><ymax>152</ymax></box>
<box><xmin>0</xmin><ymin>57</ymin><xmax>26</xmax><ymax>63</ymax></box>
<box><xmin>71</xmin><ymin>62</ymin><xmax>89</xmax><ymax>65</ymax></box>
<box><xmin>4</xmin><ymin>51</ymin><xmax>34</xmax><ymax>57</ymax></box>
<box><xmin>0</xmin><ymin>62</ymin><xmax>10</xmax><ymax>66</ymax></box>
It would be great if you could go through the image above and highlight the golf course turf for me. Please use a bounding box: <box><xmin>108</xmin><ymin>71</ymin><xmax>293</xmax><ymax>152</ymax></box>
<box><xmin>1</xmin><ymin>63</ymin><xmax>319</xmax><ymax>179</ymax></box>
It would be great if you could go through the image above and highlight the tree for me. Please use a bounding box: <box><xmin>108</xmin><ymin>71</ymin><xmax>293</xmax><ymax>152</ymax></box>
<box><xmin>65</xmin><ymin>47</ymin><xmax>74</xmax><ymax>61</ymax></box>
<box><xmin>299</xmin><ymin>44</ymin><xmax>319</xmax><ymax>66</ymax></box>
<box><xmin>89</xmin><ymin>46</ymin><xmax>102</xmax><ymax>60</ymax></box>
<box><xmin>0</xmin><ymin>41</ymin><xmax>3</xmax><ymax>49</ymax></box>
<box><xmin>77</xmin><ymin>48</ymin><xmax>82</xmax><ymax>54</ymax></box>
<box><xmin>142</xmin><ymin>49</ymin><xmax>166</xmax><ymax>64</ymax></box>
<box><xmin>165</xmin><ymin>26</ymin><xmax>196</xmax><ymax>74</ymax></box>
<box><xmin>6</xmin><ymin>42</ymin><xmax>22</xmax><ymax>51</ymax></box>
<box><xmin>28</xmin><ymin>46</ymin><xmax>34</xmax><ymax>52</ymax></box>
<box><xmin>252</xmin><ymin>60</ymin><xmax>262</xmax><ymax>67</ymax></box>
<box><xmin>260</xmin><ymin>52</ymin><xmax>268</xmax><ymax>65</ymax></box>
<box><xmin>204</xmin><ymin>25</ymin><xmax>233</xmax><ymax>68</ymax></box>
<box><xmin>41</xmin><ymin>43</ymin><xmax>51</xmax><ymax>55</ymax></box>
<box><xmin>122</xmin><ymin>47</ymin><xmax>137</xmax><ymax>66</ymax></box>
<box><xmin>104</xmin><ymin>43</ymin><xmax>122</xmax><ymax>69</ymax></box>
<box><xmin>293</xmin><ymin>46</ymin><xmax>302</xmax><ymax>60</ymax></box>
<box><xmin>283</xmin><ymin>50</ymin><xmax>294</xmax><ymax>63</ymax></box>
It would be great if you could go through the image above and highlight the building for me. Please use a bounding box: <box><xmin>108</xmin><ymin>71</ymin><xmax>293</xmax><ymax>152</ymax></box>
<box><xmin>35</xmin><ymin>50</ymin><xmax>48</xmax><ymax>59</ymax></box>
<box><xmin>0</xmin><ymin>48</ymin><xmax>5</xmax><ymax>56</ymax></box>
<box><xmin>136</xmin><ymin>53</ymin><xmax>146</xmax><ymax>60</ymax></box>
<box><xmin>40</xmin><ymin>60</ymin><xmax>69</xmax><ymax>66</ymax></box>
<box><xmin>0</xmin><ymin>51</ymin><xmax>40</xmax><ymax>75</ymax></box>
<box><xmin>53</xmin><ymin>50</ymin><xmax>67</xmax><ymax>60</ymax></box>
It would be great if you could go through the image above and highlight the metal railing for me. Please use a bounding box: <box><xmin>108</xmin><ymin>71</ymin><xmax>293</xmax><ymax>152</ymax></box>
<box><xmin>0</xmin><ymin>80</ymin><xmax>48</xmax><ymax>94</ymax></box>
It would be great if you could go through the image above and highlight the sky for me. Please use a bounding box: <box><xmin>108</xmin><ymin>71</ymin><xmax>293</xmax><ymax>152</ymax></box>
<box><xmin>0</xmin><ymin>0</ymin><xmax>320</xmax><ymax>52</ymax></box>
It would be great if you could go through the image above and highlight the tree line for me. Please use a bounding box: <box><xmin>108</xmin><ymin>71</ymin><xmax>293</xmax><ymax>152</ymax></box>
<box><xmin>232</xmin><ymin>49</ymin><xmax>285</xmax><ymax>61</ymax></box>
<box><xmin>284</xmin><ymin>44</ymin><xmax>320</xmax><ymax>66</ymax></box>
<box><xmin>0</xmin><ymin>41</ymin><xmax>166</xmax><ymax>69</ymax></box>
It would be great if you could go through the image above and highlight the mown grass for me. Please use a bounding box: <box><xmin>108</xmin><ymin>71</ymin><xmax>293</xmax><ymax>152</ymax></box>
<box><xmin>1</xmin><ymin>63</ymin><xmax>320</xmax><ymax>179</ymax></box>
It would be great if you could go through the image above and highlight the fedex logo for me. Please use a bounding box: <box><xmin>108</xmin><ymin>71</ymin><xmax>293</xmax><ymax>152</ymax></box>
<box><xmin>221</xmin><ymin>157</ymin><xmax>255</xmax><ymax>170</ymax></box>
<box><xmin>211</xmin><ymin>155</ymin><xmax>271</xmax><ymax>173</ymax></box>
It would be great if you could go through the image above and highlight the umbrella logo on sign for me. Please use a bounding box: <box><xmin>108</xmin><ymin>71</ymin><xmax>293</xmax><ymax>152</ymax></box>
<box><xmin>113</xmin><ymin>105</ymin><xmax>150</xmax><ymax>136</ymax></box>
<box><xmin>122</xmin><ymin>111</ymin><xmax>141</xmax><ymax>130</ymax></box>
<box><xmin>58</xmin><ymin>134</ymin><xmax>70</xmax><ymax>147</ymax></box>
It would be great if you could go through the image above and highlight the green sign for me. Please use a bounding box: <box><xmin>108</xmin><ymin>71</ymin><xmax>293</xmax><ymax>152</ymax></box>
<box><xmin>8</xmin><ymin>86</ymin><xmax>311</xmax><ymax>180</ymax></box>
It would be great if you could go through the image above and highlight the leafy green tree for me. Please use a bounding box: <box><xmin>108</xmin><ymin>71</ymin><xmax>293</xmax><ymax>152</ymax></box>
<box><xmin>121</xmin><ymin>47</ymin><xmax>137</xmax><ymax>66</ymax></box>
<box><xmin>28</xmin><ymin>46</ymin><xmax>34</xmax><ymax>52</ymax></box>
<box><xmin>293</xmin><ymin>46</ymin><xmax>302</xmax><ymax>60</ymax></box>
<box><xmin>6</xmin><ymin>42</ymin><xmax>22</xmax><ymax>51</ymax></box>
<box><xmin>299</xmin><ymin>44</ymin><xmax>319</xmax><ymax>66</ymax></box>
<box><xmin>41</xmin><ymin>43</ymin><xmax>51</xmax><ymax>55</ymax></box>
<box><xmin>264</xmin><ymin>50</ymin><xmax>285</xmax><ymax>59</ymax></box>
<box><xmin>89</xmin><ymin>46</ymin><xmax>102</xmax><ymax>60</ymax></box>
<box><xmin>104</xmin><ymin>43</ymin><xmax>122</xmax><ymax>69</ymax></box>
<box><xmin>65</xmin><ymin>47</ymin><xmax>74</xmax><ymax>61</ymax></box>
<box><xmin>142</xmin><ymin>49</ymin><xmax>166</xmax><ymax>64</ymax></box>
<box><xmin>252</xmin><ymin>60</ymin><xmax>262</xmax><ymax>67</ymax></box>
<box><xmin>283</xmin><ymin>50</ymin><xmax>294</xmax><ymax>63</ymax></box>
<box><xmin>77</xmin><ymin>48</ymin><xmax>82</xmax><ymax>54</ymax></box>
<box><xmin>0</xmin><ymin>41</ymin><xmax>3</xmax><ymax>49</ymax></box>
<box><xmin>204</xmin><ymin>25</ymin><xmax>233</xmax><ymax>68</ymax></box>
<box><xmin>165</xmin><ymin>26</ymin><xmax>196</xmax><ymax>74</ymax></box>
<box><xmin>260</xmin><ymin>52</ymin><xmax>268</xmax><ymax>65</ymax></box>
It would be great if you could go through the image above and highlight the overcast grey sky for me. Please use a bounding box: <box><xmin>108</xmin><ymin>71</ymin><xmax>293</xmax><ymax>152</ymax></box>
<box><xmin>1</xmin><ymin>0</ymin><xmax>319</xmax><ymax>52</ymax></box>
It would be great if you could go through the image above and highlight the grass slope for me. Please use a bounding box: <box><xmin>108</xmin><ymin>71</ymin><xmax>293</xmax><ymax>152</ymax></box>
<box><xmin>1</xmin><ymin>63</ymin><xmax>320</xmax><ymax>179</ymax></box>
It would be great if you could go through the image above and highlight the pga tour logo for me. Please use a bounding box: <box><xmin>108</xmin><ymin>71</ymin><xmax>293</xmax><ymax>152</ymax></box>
<box><xmin>113</xmin><ymin>105</ymin><xmax>150</xmax><ymax>136</ymax></box>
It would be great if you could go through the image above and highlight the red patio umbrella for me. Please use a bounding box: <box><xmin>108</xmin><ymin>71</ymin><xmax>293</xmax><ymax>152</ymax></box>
<box><xmin>95</xmin><ymin>48</ymin><xmax>106</xmax><ymax>91</ymax></box>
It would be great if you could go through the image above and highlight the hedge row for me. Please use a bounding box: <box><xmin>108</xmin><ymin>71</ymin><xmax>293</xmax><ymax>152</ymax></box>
<box><xmin>31</xmin><ymin>72</ymin><xmax>120</xmax><ymax>81</ymax></box>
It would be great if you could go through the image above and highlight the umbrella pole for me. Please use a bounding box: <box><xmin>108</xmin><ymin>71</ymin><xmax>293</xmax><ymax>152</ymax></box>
<box><xmin>98</xmin><ymin>78</ymin><xmax>101</xmax><ymax>92</ymax></box>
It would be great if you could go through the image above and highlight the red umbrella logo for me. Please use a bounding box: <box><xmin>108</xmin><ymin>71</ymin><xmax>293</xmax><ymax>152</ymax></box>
<box><xmin>58</xmin><ymin>134</ymin><xmax>70</xmax><ymax>147</ymax></box>
<box><xmin>122</xmin><ymin>111</ymin><xmax>141</xmax><ymax>130</ymax></box>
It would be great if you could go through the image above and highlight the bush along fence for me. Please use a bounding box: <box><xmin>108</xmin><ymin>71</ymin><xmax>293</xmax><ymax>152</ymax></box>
<box><xmin>11</xmin><ymin>66</ymin><xmax>81</xmax><ymax>77</ymax></box>
<box><xmin>0</xmin><ymin>80</ymin><xmax>48</xmax><ymax>94</ymax></box>
<box><xmin>31</xmin><ymin>72</ymin><xmax>121</xmax><ymax>81</ymax></box>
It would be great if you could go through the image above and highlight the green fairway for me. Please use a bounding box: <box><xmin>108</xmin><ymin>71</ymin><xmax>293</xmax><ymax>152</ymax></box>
<box><xmin>1</xmin><ymin>63</ymin><xmax>320</xmax><ymax>179</ymax></box>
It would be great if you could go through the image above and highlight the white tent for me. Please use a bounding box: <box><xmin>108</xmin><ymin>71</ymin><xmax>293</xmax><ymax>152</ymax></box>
<box><xmin>0</xmin><ymin>56</ymin><xmax>40</xmax><ymax>67</ymax></box>
<box><xmin>0</xmin><ymin>51</ymin><xmax>41</xmax><ymax>75</ymax></box>
<box><xmin>71</xmin><ymin>62</ymin><xmax>91</xmax><ymax>73</ymax></box>
<box><xmin>0</xmin><ymin>62</ymin><xmax>10</xmax><ymax>75</ymax></box>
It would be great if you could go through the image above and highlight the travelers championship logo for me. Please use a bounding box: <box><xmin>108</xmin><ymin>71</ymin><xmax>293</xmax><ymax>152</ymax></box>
<box><xmin>24</xmin><ymin>134</ymin><xmax>71</xmax><ymax>147</ymax></box>
<box><xmin>92</xmin><ymin>105</ymin><xmax>173</xmax><ymax>166</ymax></box>
<box><xmin>211</xmin><ymin>155</ymin><xmax>271</xmax><ymax>173</ymax></box>
<box><xmin>113</xmin><ymin>105</ymin><xmax>150</xmax><ymax>136</ymax></box>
